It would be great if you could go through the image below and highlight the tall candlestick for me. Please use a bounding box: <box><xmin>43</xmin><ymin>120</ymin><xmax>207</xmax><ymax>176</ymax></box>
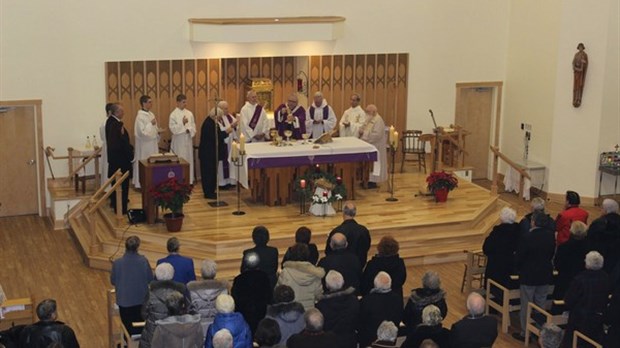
<box><xmin>231</xmin><ymin>141</ymin><xmax>239</xmax><ymax>160</ymax></box>
<box><xmin>389</xmin><ymin>125</ymin><xmax>395</xmax><ymax>144</ymax></box>
<box><xmin>393</xmin><ymin>131</ymin><xmax>399</xmax><ymax>149</ymax></box>
<box><xmin>240</xmin><ymin>133</ymin><xmax>246</xmax><ymax>152</ymax></box>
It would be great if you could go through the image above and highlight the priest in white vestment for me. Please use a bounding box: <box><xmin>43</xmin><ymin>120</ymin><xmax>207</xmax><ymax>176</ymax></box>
<box><xmin>133</xmin><ymin>95</ymin><xmax>160</xmax><ymax>189</ymax></box>
<box><xmin>169</xmin><ymin>94</ymin><xmax>196</xmax><ymax>184</ymax></box>
<box><xmin>239</xmin><ymin>90</ymin><xmax>269</xmax><ymax>142</ymax></box>
<box><xmin>339</xmin><ymin>93</ymin><xmax>366</xmax><ymax>137</ymax></box>
<box><xmin>215</xmin><ymin>100</ymin><xmax>238</xmax><ymax>187</ymax></box>
<box><xmin>99</xmin><ymin>103</ymin><xmax>112</xmax><ymax>187</ymax></box>
<box><xmin>305</xmin><ymin>91</ymin><xmax>337</xmax><ymax>139</ymax></box>
<box><xmin>359</xmin><ymin>104</ymin><xmax>388</xmax><ymax>188</ymax></box>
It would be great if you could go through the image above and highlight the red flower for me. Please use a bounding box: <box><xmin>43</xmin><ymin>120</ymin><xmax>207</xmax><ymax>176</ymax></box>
<box><xmin>426</xmin><ymin>171</ymin><xmax>458</xmax><ymax>193</ymax></box>
<box><xmin>149</xmin><ymin>178</ymin><xmax>193</xmax><ymax>215</ymax></box>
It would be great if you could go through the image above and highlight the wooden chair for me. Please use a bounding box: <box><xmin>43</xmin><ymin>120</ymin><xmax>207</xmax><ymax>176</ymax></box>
<box><xmin>461</xmin><ymin>249</ymin><xmax>487</xmax><ymax>294</ymax></box>
<box><xmin>400</xmin><ymin>130</ymin><xmax>428</xmax><ymax>173</ymax></box>
<box><xmin>572</xmin><ymin>330</ymin><xmax>602</xmax><ymax>348</ymax></box>
<box><xmin>524</xmin><ymin>301</ymin><xmax>568</xmax><ymax>344</ymax></box>
<box><xmin>0</xmin><ymin>295</ymin><xmax>36</xmax><ymax>330</ymax></box>
<box><xmin>485</xmin><ymin>278</ymin><xmax>521</xmax><ymax>333</ymax></box>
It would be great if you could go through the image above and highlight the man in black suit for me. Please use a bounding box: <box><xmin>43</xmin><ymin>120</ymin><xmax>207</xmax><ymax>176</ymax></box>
<box><xmin>318</xmin><ymin>233</ymin><xmax>362</xmax><ymax>292</ymax></box>
<box><xmin>450</xmin><ymin>292</ymin><xmax>498</xmax><ymax>348</ymax></box>
<box><xmin>513</xmin><ymin>211</ymin><xmax>556</xmax><ymax>342</ymax></box>
<box><xmin>325</xmin><ymin>201</ymin><xmax>371</xmax><ymax>267</ymax></box>
<box><xmin>198</xmin><ymin>103</ymin><xmax>233</xmax><ymax>200</ymax></box>
<box><xmin>106</xmin><ymin>103</ymin><xmax>133</xmax><ymax>214</ymax></box>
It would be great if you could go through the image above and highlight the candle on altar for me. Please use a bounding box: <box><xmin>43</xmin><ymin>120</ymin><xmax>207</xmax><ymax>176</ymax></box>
<box><xmin>315</xmin><ymin>164</ymin><xmax>321</xmax><ymax>173</ymax></box>
<box><xmin>393</xmin><ymin>131</ymin><xmax>399</xmax><ymax>149</ymax></box>
<box><xmin>336</xmin><ymin>176</ymin><xmax>342</xmax><ymax>185</ymax></box>
<box><xmin>239</xmin><ymin>133</ymin><xmax>246</xmax><ymax>152</ymax></box>
<box><xmin>300</xmin><ymin>179</ymin><xmax>306</xmax><ymax>189</ymax></box>
<box><xmin>323</xmin><ymin>191</ymin><xmax>328</xmax><ymax>197</ymax></box>
<box><xmin>389</xmin><ymin>125</ymin><xmax>395</xmax><ymax>144</ymax></box>
<box><xmin>231</xmin><ymin>141</ymin><xmax>239</xmax><ymax>160</ymax></box>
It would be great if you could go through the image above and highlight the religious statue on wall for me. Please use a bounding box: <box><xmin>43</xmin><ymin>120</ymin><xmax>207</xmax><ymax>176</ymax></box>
<box><xmin>572</xmin><ymin>43</ymin><xmax>588</xmax><ymax>107</ymax></box>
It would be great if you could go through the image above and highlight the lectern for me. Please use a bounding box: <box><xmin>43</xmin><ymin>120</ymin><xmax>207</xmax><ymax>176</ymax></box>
<box><xmin>139</xmin><ymin>159</ymin><xmax>190</xmax><ymax>224</ymax></box>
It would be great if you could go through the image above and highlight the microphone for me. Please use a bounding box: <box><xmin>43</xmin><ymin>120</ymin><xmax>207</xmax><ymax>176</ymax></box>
<box><xmin>429</xmin><ymin>109</ymin><xmax>433</xmax><ymax>117</ymax></box>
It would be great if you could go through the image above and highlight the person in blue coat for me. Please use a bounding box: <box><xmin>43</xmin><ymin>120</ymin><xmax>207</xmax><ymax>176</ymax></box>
<box><xmin>157</xmin><ymin>237</ymin><xmax>196</xmax><ymax>285</ymax></box>
<box><xmin>205</xmin><ymin>294</ymin><xmax>252</xmax><ymax>348</ymax></box>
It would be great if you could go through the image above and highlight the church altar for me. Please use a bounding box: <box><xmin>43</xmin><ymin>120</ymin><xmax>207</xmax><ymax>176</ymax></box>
<box><xmin>231</xmin><ymin>137</ymin><xmax>378</xmax><ymax>206</ymax></box>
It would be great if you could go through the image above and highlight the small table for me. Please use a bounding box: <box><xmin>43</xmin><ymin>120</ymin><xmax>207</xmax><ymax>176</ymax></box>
<box><xmin>597</xmin><ymin>166</ymin><xmax>620</xmax><ymax>204</ymax></box>
<box><xmin>503</xmin><ymin>159</ymin><xmax>545</xmax><ymax>200</ymax></box>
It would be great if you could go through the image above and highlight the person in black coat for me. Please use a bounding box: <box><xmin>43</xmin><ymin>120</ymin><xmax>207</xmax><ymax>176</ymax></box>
<box><xmin>282</xmin><ymin>226</ymin><xmax>319</xmax><ymax>267</ymax></box>
<box><xmin>18</xmin><ymin>299</ymin><xmax>80</xmax><ymax>348</ymax></box>
<box><xmin>518</xmin><ymin>197</ymin><xmax>555</xmax><ymax>238</ymax></box>
<box><xmin>604</xmin><ymin>284</ymin><xmax>620</xmax><ymax>348</ymax></box>
<box><xmin>513</xmin><ymin>211</ymin><xmax>556</xmax><ymax>341</ymax></box>
<box><xmin>315</xmin><ymin>270</ymin><xmax>360</xmax><ymax>348</ymax></box>
<box><xmin>325</xmin><ymin>202</ymin><xmax>371</xmax><ymax>267</ymax></box>
<box><xmin>241</xmin><ymin>225</ymin><xmax>279</xmax><ymax>289</ymax></box>
<box><xmin>401</xmin><ymin>304</ymin><xmax>450</xmax><ymax>348</ymax></box>
<box><xmin>450</xmin><ymin>293</ymin><xmax>497</xmax><ymax>348</ymax></box>
<box><xmin>357</xmin><ymin>272</ymin><xmax>403</xmax><ymax>347</ymax></box>
<box><xmin>232</xmin><ymin>251</ymin><xmax>273</xmax><ymax>335</ymax></box>
<box><xmin>403</xmin><ymin>271</ymin><xmax>448</xmax><ymax>334</ymax></box>
<box><xmin>482</xmin><ymin>207</ymin><xmax>520</xmax><ymax>296</ymax></box>
<box><xmin>286</xmin><ymin>308</ymin><xmax>340</xmax><ymax>348</ymax></box>
<box><xmin>587</xmin><ymin>198</ymin><xmax>620</xmax><ymax>273</ymax></box>
<box><xmin>552</xmin><ymin>221</ymin><xmax>588</xmax><ymax>300</ymax></box>
<box><xmin>361</xmin><ymin>236</ymin><xmax>407</xmax><ymax>297</ymax></box>
<box><xmin>561</xmin><ymin>251</ymin><xmax>610</xmax><ymax>348</ymax></box>
<box><xmin>318</xmin><ymin>233</ymin><xmax>362</xmax><ymax>292</ymax></box>
<box><xmin>199</xmin><ymin>105</ymin><xmax>233</xmax><ymax>200</ymax></box>
<box><xmin>105</xmin><ymin>103</ymin><xmax>134</xmax><ymax>214</ymax></box>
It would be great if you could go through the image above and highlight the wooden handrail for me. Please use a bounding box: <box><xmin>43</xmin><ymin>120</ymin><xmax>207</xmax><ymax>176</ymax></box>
<box><xmin>45</xmin><ymin>146</ymin><xmax>98</xmax><ymax>160</ymax></box>
<box><xmin>89</xmin><ymin>171</ymin><xmax>129</xmax><ymax>216</ymax></box>
<box><xmin>490</xmin><ymin>146</ymin><xmax>531</xmax><ymax>200</ymax></box>
<box><xmin>92</xmin><ymin>169</ymin><xmax>121</xmax><ymax>200</ymax></box>
<box><xmin>70</xmin><ymin>147</ymin><xmax>102</xmax><ymax>177</ymax></box>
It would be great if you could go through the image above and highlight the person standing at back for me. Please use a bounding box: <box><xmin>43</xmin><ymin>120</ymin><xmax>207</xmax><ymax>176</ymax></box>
<box><xmin>106</xmin><ymin>103</ymin><xmax>133</xmax><ymax>214</ymax></box>
<box><xmin>325</xmin><ymin>201</ymin><xmax>371</xmax><ymax>267</ymax></box>
<box><xmin>169</xmin><ymin>94</ymin><xmax>196</xmax><ymax>184</ymax></box>
<box><xmin>133</xmin><ymin>95</ymin><xmax>160</xmax><ymax>189</ymax></box>
<box><xmin>555</xmin><ymin>190</ymin><xmax>588</xmax><ymax>245</ymax></box>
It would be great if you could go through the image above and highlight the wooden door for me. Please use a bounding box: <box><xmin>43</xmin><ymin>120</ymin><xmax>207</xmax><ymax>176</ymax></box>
<box><xmin>0</xmin><ymin>106</ymin><xmax>39</xmax><ymax>216</ymax></box>
<box><xmin>455</xmin><ymin>87</ymin><xmax>493</xmax><ymax>179</ymax></box>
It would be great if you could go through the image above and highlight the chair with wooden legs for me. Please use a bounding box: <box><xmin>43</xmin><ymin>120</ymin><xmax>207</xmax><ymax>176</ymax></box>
<box><xmin>400</xmin><ymin>130</ymin><xmax>428</xmax><ymax>173</ymax></box>
<box><xmin>0</xmin><ymin>295</ymin><xmax>36</xmax><ymax>331</ymax></box>
<box><xmin>461</xmin><ymin>249</ymin><xmax>487</xmax><ymax>294</ymax></box>
<box><xmin>572</xmin><ymin>330</ymin><xmax>602</xmax><ymax>348</ymax></box>
<box><xmin>524</xmin><ymin>301</ymin><xmax>568</xmax><ymax>345</ymax></box>
<box><xmin>485</xmin><ymin>278</ymin><xmax>521</xmax><ymax>333</ymax></box>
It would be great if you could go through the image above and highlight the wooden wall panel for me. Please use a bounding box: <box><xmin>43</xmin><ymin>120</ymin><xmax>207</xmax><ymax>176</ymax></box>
<box><xmin>105</xmin><ymin>53</ymin><xmax>408</xmax><ymax>156</ymax></box>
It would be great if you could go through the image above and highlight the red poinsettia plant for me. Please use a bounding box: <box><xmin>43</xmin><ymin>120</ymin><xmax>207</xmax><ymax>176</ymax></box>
<box><xmin>150</xmin><ymin>178</ymin><xmax>193</xmax><ymax>216</ymax></box>
<box><xmin>426</xmin><ymin>171</ymin><xmax>458</xmax><ymax>193</ymax></box>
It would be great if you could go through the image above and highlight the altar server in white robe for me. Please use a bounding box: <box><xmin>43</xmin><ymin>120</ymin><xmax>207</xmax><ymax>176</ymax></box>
<box><xmin>99</xmin><ymin>103</ymin><xmax>113</xmax><ymax>187</ymax></box>
<box><xmin>215</xmin><ymin>100</ymin><xmax>238</xmax><ymax>187</ymax></box>
<box><xmin>169</xmin><ymin>94</ymin><xmax>196</xmax><ymax>184</ymax></box>
<box><xmin>359</xmin><ymin>104</ymin><xmax>388</xmax><ymax>188</ymax></box>
<box><xmin>133</xmin><ymin>95</ymin><xmax>160</xmax><ymax>189</ymax></box>
<box><xmin>239</xmin><ymin>90</ymin><xmax>268</xmax><ymax>142</ymax></box>
<box><xmin>305</xmin><ymin>91</ymin><xmax>337</xmax><ymax>139</ymax></box>
<box><xmin>339</xmin><ymin>93</ymin><xmax>366</xmax><ymax>137</ymax></box>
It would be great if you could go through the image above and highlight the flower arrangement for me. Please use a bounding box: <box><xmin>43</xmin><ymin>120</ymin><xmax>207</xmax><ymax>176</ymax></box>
<box><xmin>426</xmin><ymin>170</ymin><xmax>458</xmax><ymax>193</ymax></box>
<box><xmin>150</xmin><ymin>178</ymin><xmax>193</xmax><ymax>217</ymax></box>
<box><xmin>294</xmin><ymin>165</ymin><xmax>347</xmax><ymax>204</ymax></box>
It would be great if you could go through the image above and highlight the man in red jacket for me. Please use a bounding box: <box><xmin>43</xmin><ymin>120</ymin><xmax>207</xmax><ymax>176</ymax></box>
<box><xmin>555</xmin><ymin>190</ymin><xmax>588</xmax><ymax>245</ymax></box>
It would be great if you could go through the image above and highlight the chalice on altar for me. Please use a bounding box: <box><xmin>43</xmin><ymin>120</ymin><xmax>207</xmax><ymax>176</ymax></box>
<box><xmin>302</xmin><ymin>133</ymin><xmax>310</xmax><ymax>144</ymax></box>
<box><xmin>284</xmin><ymin>129</ymin><xmax>293</xmax><ymax>144</ymax></box>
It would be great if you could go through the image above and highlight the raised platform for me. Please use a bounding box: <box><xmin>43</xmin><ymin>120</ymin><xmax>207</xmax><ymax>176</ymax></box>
<box><xmin>67</xmin><ymin>171</ymin><xmax>508</xmax><ymax>280</ymax></box>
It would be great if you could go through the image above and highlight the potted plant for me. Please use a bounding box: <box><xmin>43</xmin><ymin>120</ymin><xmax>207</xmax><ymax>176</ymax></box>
<box><xmin>426</xmin><ymin>171</ymin><xmax>458</xmax><ymax>202</ymax></box>
<box><xmin>150</xmin><ymin>177</ymin><xmax>193</xmax><ymax>232</ymax></box>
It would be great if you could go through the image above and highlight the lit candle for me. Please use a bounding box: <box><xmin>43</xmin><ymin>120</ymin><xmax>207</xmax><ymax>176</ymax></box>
<box><xmin>389</xmin><ymin>125</ymin><xmax>395</xmax><ymax>144</ymax></box>
<box><xmin>300</xmin><ymin>179</ymin><xmax>306</xmax><ymax>189</ymax></box>
<box><xmin>231</xmin><ymin>141</ymin><xmax>239</xmax><ymax>160</ymax></box>
<box><xmin>323</xmin><ymin>191</ymin><xmax>328</xmax><ymax>197</ymax></box>
<box><xmin>239</xmin><ymin>133</ymin><xmax>246</xmax><ymax>153</ymax></box>
<box><xmin>336</xmin><ymin>176</ymin><xmax>342</xmax><ymax>185</ymax></box>
<box><xmin>393</xmin><ymin>131</ymin><xmax>399</xmax><ymax>148</ymax></box>
<box><xmin>315</xmin><ymin>164</ymin><xmax>321</xmax><ymax>173</ymax></box>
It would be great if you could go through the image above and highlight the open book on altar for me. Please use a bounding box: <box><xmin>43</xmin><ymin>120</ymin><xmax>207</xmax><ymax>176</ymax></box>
<box><xmin>148</xmin><ymin>152</ymin><xmax>179</xmax><ymax>163</ymax></box>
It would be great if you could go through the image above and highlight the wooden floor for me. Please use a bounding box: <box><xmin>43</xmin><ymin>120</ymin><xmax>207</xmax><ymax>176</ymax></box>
<box><xmin>2</xmin><ymin>176</ymin><xmax>605</xmax><ymax>347</ymax></box>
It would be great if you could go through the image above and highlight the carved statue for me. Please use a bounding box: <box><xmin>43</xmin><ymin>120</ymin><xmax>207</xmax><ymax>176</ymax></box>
<box><xmin>572</xmin><ymin>43</ymin><xmax>588</xmax><ymax>107</ymax></box>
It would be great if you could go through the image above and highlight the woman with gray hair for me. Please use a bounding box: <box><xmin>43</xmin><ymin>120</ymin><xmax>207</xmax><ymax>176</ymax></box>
<box><xmin>370</xmin><ymin>321</ymin><xmax>398</xmax><ymax>347</ymax></box>
<box><xmin>403</xmin><ymin>271</ymin><xmax>447</xmax><ymax>334</ymax></box>
<box><xmin>358</xmin><ymin>272</ymin><xmax>403</xmax><ymax>347</ymax></box>
<box><xmin>552</xmin><ymin>221</ymin><xmax>588</xmax><ymax>300</ymax></box>
<box><xmin>140</xmin><ymin>262</ymin><xmax>189</xmax><ymax>348</ymax></box>
<box><xmin>483</xmin><ymin>207</ymin><xmax>520</xmax><ymax>293</ymax></box>
<box><xmin>562</xmin><ymin>251</ymin><xmax>610</xmax><ymax>347</ymax></box>
<box><xmin>187</xmin><ymin>259</ymin><xmax>229</xmax><ymax>334</ymax></box>
<box><xmin>401</xmin><ymin>304</ymin><xmax>450</xmax><ymax>348</ymax></box>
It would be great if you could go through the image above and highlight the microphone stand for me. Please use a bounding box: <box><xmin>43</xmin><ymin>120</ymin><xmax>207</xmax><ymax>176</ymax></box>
<box><xmin>231</xmin><ymin>150</ymin><xmax>246</xmax><ymax>215</ymax></box>
<box><xmin>208</xmin><ymin>99</ymin><xmax>228</xmax><ymax>207</ymax></box>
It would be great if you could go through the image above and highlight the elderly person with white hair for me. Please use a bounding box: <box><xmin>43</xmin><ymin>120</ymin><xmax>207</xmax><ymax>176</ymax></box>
<box><xmin>553</xmin><ymin>221</ymin><xmax>588</xmax><ymax>299</ymax></box>
<box><xmin>519</xmin><ymin>197</ymin><xmax>556</xmax><ymax>236</ymax></box>
<box><xmin>205</xmin><ymin>294</ymin><xmax>251</xmax><ymax>348</ymax></box>
<box><xmin>305</xmin><ymin>91</ymin><xmax>337</xmax><ymax>139</ymax></box>
<box><xmin>213</xmin><ymin>100</ymin><xmax>239</xmax><ymax>188</ymax></box>
<box><xmin>359</xmin><ymin>104</ymin><xmax>388</xmax><ymax>188</ymax></box>
<box><xmin>562</xmin><ymin>251</ymin><xmax>610</xmax><ymax>347</ymax></box>
<box><xmin>483</xmin><ymin>207</ymin><xmax>520</xmax><ymax>293</ymax></box>
<box><xmin>315</xmin><ymin>270</ymin><xmax>360</xmax><ymax>348</ymax></box>
<box><xmin>358</xmin><ymin>272</ymin><xmax>403</xmax><ymax>347</ymax></box>
<box><xmin>287</xmin><ymin>308</ymin><xmax>340</xmax><ymax>348</ymax></box>
<box><xmin>232</xmin><ymin>251</ymin><xmax>273</xmax><ymax>334</ymax></box>
<box><xmin>401</xmin><ymin>304</ymin><xmax>450</xmax><ymax>348</ymax></box>
<box><xmin>239</xmin><ymin>90</ymin><xmax>269</xmax><ymax>142</ymax></box>
<box><xmin>212</xmin><ymin>328</ymin><xmax>233</xmax><ymax>348</ymax></box>
<box><xmin>588</xmin><ymin>198</ymin><xmax>620</xmax><ymax>273</ymax></box>
<box><xmin>539</xmin><ymin>323</ymin><xmax>563</xmax><ymax>348</ymax></box>
<box><xmin>370</xmin><ymin>321</ymin><xmax>399</xmax><ymax>347</ymax></box>
<box><xmin>318</xmin><ymin>232</ymin><xmax>362</xmax><ymax>292</ymax></box>
<box><xmin>403</xmin><ymin>271</ymin><xmax>447</xmax><ymax>334</ymax></box>
<box><xmin>187</xmin><ymin>259</ymin><xmax>229</xmax><ymax>333</ymax></box>
<box><xmin>450</xmin><ymin>292</ymin><xmax>498</xmax><ymax>348</ymax></box>
<box><xmin>140</xmin><ymin>262</ymin><xmax>188</xmax><ymax>348</ymax></box>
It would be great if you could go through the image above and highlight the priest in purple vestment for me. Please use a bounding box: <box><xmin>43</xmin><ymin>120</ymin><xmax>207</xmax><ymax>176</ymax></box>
<box><xmin>274</xmin><ymin>93</ymin><xmax>306</xmax><ymax>139</ymax></box>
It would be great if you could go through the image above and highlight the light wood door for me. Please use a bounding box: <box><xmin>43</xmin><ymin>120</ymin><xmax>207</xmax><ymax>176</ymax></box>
<box><xmin>0</xmin><ymin>106</ymin><xmax>39</xmax><ymax>216</ymax></box>
<box><xmin>455</xmin><ymin>87</ymin><xmax>493</xmax><ymax>179</ymax></box>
